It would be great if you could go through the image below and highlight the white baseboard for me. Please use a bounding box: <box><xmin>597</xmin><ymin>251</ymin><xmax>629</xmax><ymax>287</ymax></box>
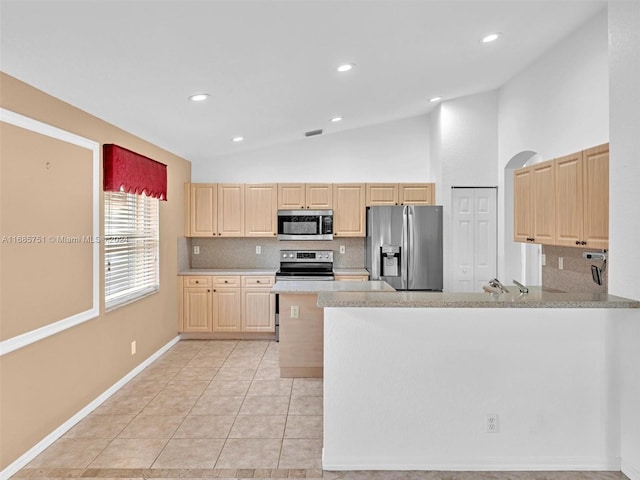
<box><xmin>622</xmin><ymin>460</ymin><xmax>640</xmax><ymax>480</ymax></box>
<box><xmin>321</xmin><ymin>450</ymin><xmax>621</xmax><ymax>472</ymax></box>
<box><xmin>0</xmin><ymin>336</ymin><xmax>180</xmax><ymax>480</ymax></box>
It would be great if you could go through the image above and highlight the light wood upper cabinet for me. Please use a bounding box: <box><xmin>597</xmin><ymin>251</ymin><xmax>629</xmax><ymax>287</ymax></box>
<box><xmin>532</xmin><ymin>161</ymin><xmax>556</xmax><ymax>244</ymax></box>
<box><xmin>555</xmin><ymin>152</ymin><xmax>584</xmax><ymax>247</ymax></box>
<box><xmin>305</xmin><ymin>184</ymin><xmax>332</xmax><ymax>209</ymax></box>
<box><xmin>186</xmin><ymin>183</ymin><xmax>217</xmax><ymax>236</ymax></box>
<box><xmin>366</xmin><ymin>183</ymin><xmax>398</xmax><ymax>206</ymax></box>
<box><xmin>217</xmin><ymin>184</ymin><xmax>245</xmax><ymax>237</ymax></box>
<box><xmin>366</xmin><ymin>183</ymin><xmax>435</xmax><ymax>206</ymax></box>
<box><xmin>514</xmin><ymin>143</ymin><xmax>608</xmax><ymax>249</ymax></box>
<box><xmin>245</xmin><ymin>184</ymin><xmax>278</xmax><ymax>237</ymax></box>
<box><xmin>277</xmin><ymin>183</ymin><xmax>332</xmax><ymax>209</ymax></box>
<box><xmin>399</xmin><ymin>183</ymin><xmax>435</xmax><ymax>205</ymax></box>
<box><xmin>333</xmin><ymin>183</ymin><xmax>366</xmax><ymax>237</ymax></box>
<box><xmin>278</xmin><ymin>183</ymin><xmax>305</xmax><ymax>209</ymax></box>
<box><xmin>513</xmin><ymin>167</ymin><xmax>534</xmax><ymax>243</ymax></box>
<box><xmin>582</xmin><ymin>144</ymin><xmax>609</xmax><ymax>249</ymax></box>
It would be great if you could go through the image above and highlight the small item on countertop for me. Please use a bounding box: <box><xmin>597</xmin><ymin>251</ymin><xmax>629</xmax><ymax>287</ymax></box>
<box><xmin>483</xmin><ymin>285</ymin><xmax>502</xmax><ymax>294</ymax></box>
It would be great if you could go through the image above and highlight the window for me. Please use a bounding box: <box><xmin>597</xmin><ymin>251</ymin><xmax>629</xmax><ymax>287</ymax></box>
<box><xmin>104</xmin><ymin>190</ymin><xmax>159</xmax><ymax>309</ymax></box>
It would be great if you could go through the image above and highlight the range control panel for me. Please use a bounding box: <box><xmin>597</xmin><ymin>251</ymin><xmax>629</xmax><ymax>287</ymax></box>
<box><xmin>280</xmin><ymin>250</ymin><xmax>334</xmax><ymax>263</ymax></box>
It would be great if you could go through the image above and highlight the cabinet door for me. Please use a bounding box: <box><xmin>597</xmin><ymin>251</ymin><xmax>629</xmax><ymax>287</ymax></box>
<box><xmin>532</xmin><ymin>161</ymin><xmax>556</xmax><ymax>244</ymax></box>
<box><xmin>366</xmin><ymin>184</ymin><xmax>398</xmax><ymax>206</ymax></box>
<box><xmin>399</xmin><ymin>183</ymin><xmax>434</xmax><ymax>205</ymax></box>
<box><xmin>217</xmin><ymin>184</ymin><xmax>245</xmax><ymax>236</ymax></box>
<box><xmin>245</xmin><ymin>184</ymin><xmax>278</xmax><ymax>237</ymax></box>
<box><xmin>306</xmin><ymin>184</ymin><xmax>333</xmax><ymax>209</ymax></box>
<box><xmin>278</xmin><ymin>183</ymin><xmax>306</xmax><ymax>209</ymax></box>
<box><xmin>183</xmin><ymin>287</ymin><xmax>212</xmax><ymax>332</ymax></box>
<box><xmin>212</xmin><ymin>288</ymin><xmax>242</xmax><ymax>332</ymax></box>
<box><xmin>513</xmin><ymin>167</ymin><xmax>534</xmax><ymax>242</ymax></box>
<box><xmin>582</xmin><ymin>143</ymin><xmax>609</xmax><ymax>249</ymax></box>
<box><xmin>555</xmin><ymin>153</ymin><xmax>584</xmax><ymax>247</ymax></box>
<box><xmin>333</xmin><ymin>183</ymin><xmax>366</xmax><ymax>237</ymax></box>
<box><xmin>189</xmin><ymin>183</ymin><xmax>217</xmax><ymax>237</ymax></box>
<box><xmin>242</xmin><ymin>289</ymin><xmax>275</xmax><ymax>332</ymax></box>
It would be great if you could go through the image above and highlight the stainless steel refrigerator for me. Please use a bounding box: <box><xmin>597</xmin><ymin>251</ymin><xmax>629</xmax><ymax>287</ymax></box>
<box><xmin>366</xmin><ymin>205</ymin><xmax>443</xmax><ymax>291</ymax></box>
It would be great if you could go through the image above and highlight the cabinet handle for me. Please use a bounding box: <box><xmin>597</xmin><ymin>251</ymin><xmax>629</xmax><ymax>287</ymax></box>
<box><xmin>207</xmin><ymin>289</ymin><xmax>211</xmax><ymax>292</ymax></box>
<box><xmin>576</xmin><ymin>241</ymin><xmax>581</xmax><ymax>245</ymax></box>
<box><xmin>224</xmin><ymin>280</ymin><xmax>228</xmax><ymax>283</ymax></box>
<box><xmin>195</xmin><ymin>280</ymin><xmax>199</xmax><ymax>284</ymax></box>
<box><xmin>256</xmin><ymin>280</ymin><xmax>261</xmax><ymax>283</ymax></box>
<box><xmin>581</xmin><ymin>241</ymin><xmax>587</xmax><ymax>245</ymax></box>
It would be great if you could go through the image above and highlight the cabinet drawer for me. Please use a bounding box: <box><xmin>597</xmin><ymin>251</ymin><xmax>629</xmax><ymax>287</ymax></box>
<box><xmin>213</xmin><ymin>276</ymin><xmax>241</xmax><ymax>287</ymax></box>
<box><xmin>242</xmin><ymin>275</ymin><xmax>275</xmax><ymax>287</ymax></box>
<box><xmin>183</xmin><ymin>276</ymin><xmax>212</xmax><ymax>288</ymax></box>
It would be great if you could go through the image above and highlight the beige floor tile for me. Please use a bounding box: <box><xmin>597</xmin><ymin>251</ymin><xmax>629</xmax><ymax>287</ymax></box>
<box><xmin>278</xmin><ymin>439</ymin><xmax>323</xmax><ymax>469</ymax></box>
<box><xmin>288</xmin><ymin>396</ymin><xmax>323</xmax><ymax>415</ymax></box>
<box><xmin>292</xmin><ymin>378</ymin><xmax>323</xmax><ymax>396</ymax></box>
<box><xmin>117</xmin><ymin>380</ymin><xmax>167</xmax><ymax>397</ymax></box>
<box><xmin>89</xmin><ymin>438</ymin><xmax>168</xmax><ymax>468</ymax></box>
<box><xmin>92</xmin><ymin>395</ymin><xmax>155</xmax><ymax>416</ymax></box>
<box><xmin>284</xmin><ymin>415</ymin><xmax>323</xmax><ymax>439</ymax></box>
<box><xmin>253</xmin><ymin>366</ymin><xmax>281</xmax><ymax>380</ymax></box>
<box><xmin>173</xmin><ymin>367</ymin><xmax>219</xmax><ymax>382</ymax></box>
<box><xmin>117</xmin><ymin>415</ymin><xmax>183</xmax><ymax>439</ymax></box>
<box><xmin>248</xmin><ymin>379</ymin><xmax>293</xmax><ymax>396</ymax></box>
<box><xmin>229</xmin><ymin>415</ymin><xmax>287</xmax><ymax>439</ymax></box>
<box><xmin>215</xmin><ymin>438</ymin><xmax>282</xmax><ymax>469</ymax></box>
<box><xmin>151</xmin><ymin>438</ymin><xmax>225</xmax><ymax>468</ymax></box>
<box><xmin>173</xmin><ymin>415</ymin><xmax>236</xmax><ymax>438</ymax></box>
<box><xmin>63</xmin><ymin>414</ymin><xmax>133</xmax><ymax>439</ymax></box>
<box><xmin>215</xmin><ymin>366</ymin><xmax>258</xmax><ymax>381</ymax></box>
<box><xmin>204</xmin><ymin>379</ymin><xmax>251</xmax><ymax>396</ymax></box>
<box><xmin>190</xmin><ymin>395</ymin><xmax>245</xmax><ymax>416</ymax></box>
<box><xmin>239</xmin><ymin>396</ymin><xmax>290</xmax><ymax>415</ymax></box>
<box><xmin>140</xmin><ymin>393</ymin><xmax>199</xmax><ymax>416</ymax></box>
<box><xmin>27</xmin><ymin>439</ymin><xmax>110</xmax><ymax>468</ymax></box>
<box><xmin>160</xmin><ymin>380</ymin><xmax>210</xmax><ymax>397</ymax></box>
<box><xmin>185</xmin><ymin>355</ymin><xmax>227</xmax><ymax>368</ymax></box>
<box><xmin>224</xmin><ymin>356</ymin><xmax>263</xmax><ymax>368</ymax></box>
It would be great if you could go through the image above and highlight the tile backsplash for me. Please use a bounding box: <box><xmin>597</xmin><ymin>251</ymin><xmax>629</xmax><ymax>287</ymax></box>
<box><xmin>542</xmin><ymin>245</ymin><xmax>608</xmax><ymax>293</ymax></box>
<box><xmin>187</xmin><ymin>237</ymin><xmax>365</xmax><ymax>270</ymax></box>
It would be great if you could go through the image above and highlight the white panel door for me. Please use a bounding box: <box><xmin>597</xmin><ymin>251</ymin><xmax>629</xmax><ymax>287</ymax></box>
<box><xmin>452</xmin><ymin>188</ymin><xmax>497</xmax><ymax>292</ymax></box>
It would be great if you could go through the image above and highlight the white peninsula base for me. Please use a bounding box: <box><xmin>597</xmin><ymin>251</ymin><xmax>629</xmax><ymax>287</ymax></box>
<box><xmin>322</xmin><ymin>306</ymin><xmax>628</xmax><ymax>472</ymax></box>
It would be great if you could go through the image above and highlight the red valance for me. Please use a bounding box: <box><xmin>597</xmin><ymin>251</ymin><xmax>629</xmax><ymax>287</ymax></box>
<box><xmin>103</xmin><ymin>144</ymin><xmax>167</xmax><ymax>200</ymax></box>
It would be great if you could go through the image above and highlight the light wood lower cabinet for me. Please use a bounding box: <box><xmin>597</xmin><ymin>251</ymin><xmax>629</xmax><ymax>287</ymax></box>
<box><xmin>179</xmin><ymin>274</ymin><xmax>275</xmax><ymax>334</ymax></box>
<box><xmin>334</xmin><ymin>274</ymin><xmax>369</xmax><ymax>281</ymax></box>
<box><xmin>242</xmin><ymin>276</ymin><xmax>275</xmax><ymax>332</ymax></box>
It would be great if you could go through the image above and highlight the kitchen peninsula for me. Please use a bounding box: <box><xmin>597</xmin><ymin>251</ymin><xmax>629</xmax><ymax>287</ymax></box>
<box><xmin>317</xmin><ymin>289</ymin><xmax>639</xmax><ymax>471</ymax></box>
<box><xmin>271</xmin><ymin>280</ymin><xmax>394</xmax><ymax>377</ymax></box>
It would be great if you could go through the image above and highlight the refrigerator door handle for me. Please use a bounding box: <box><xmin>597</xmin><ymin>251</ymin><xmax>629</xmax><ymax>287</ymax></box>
<box><xmin>407</xmin><ymin>205</ymin><xmax>413</xmax><ymax>287</ymax></box>
<box><xmin>402</xmin><ymin>205</ymin><xmax>409</xmax><ymax>289</ymax></box>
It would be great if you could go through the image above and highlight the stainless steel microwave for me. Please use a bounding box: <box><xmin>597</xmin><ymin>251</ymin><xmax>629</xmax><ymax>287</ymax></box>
<box><xmin>277</xmin><ymin>210</ymin><xmax>333</xmax><ymax>240</ymax></box>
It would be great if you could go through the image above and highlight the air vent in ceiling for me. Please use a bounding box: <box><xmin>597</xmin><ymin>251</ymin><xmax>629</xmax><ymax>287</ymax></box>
<box><xmin>305</xmin><ymin>129</ymin><xmax>323</xmax><ymax>137</ymax></box>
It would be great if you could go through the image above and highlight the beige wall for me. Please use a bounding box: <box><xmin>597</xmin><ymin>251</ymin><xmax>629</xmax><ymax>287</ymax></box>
<box><xmin>0</xmin><ymin>72</ymin><xmax>191</xmax><ymax>470</ymax></box>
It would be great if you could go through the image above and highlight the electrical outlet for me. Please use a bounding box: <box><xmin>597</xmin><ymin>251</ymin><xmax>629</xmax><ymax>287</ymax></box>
<box><xmin>558</xmin><ymin>257</ymin><xmax>564</xmax><ymax>270</ymax></box>
<box><xmin>339</xmin><ymin>245</ymin><xmax>346</xmax><ymax>254</ymax></box>
<box><xmin>486</xmin><ymin>414</ymin><xmax>499</xmax><ymax>433</ymax></box>
<box><xmin>256</xmin><ymin>245</ymin><xmax>261</xmax><ymax>255</ymax></box>
<box><xmin>290</xmin><ymin>306</ymin><xmax>299</xmax><ymax>319</ymax></box>
<box><xmin>131</xmin><ymin>340</ymin><xmax>137</xmax><ymax>356</ymax></box>
<box><xmin>193</xmin><ymin>246</ymin><xmax>200</xmax><ymax>255</ymax></box>
<box><xmin>541</xmin><ymin>254</ymin><xmax>546</xmax><ymax>266</ymax></box>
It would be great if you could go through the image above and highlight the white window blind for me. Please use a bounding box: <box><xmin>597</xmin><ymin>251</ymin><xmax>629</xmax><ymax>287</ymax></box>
<box><xmin>104</xmin><ymin>191</ymin><xmax>159</xmax><ymax>309</ymax></box>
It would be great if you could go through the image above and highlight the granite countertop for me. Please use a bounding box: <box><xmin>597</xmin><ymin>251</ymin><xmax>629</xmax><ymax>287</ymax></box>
<box><xmin>317</xmin><ymin>287</ymin><xmax>640</xmax><ymax>309</ymax></box>
<box><xmin>179</xmin><ymin>268</ymin><xmax>277</xmax><ymax>276</ymax></box>
<box><xmin>271</xmin><ymin>280</ymin><xmax>395</xmax><ymax>294</ymax></box>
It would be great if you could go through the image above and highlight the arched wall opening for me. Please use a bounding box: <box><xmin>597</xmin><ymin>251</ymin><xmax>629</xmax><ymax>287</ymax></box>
<box><xmin>504</xmin><ymin>151</ymin><xmax>543</xmax><ymax>285</ymax></box>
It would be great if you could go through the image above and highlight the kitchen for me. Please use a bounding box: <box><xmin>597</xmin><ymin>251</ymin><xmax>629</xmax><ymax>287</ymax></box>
<box><xmin>1</xmin><ymin>1</ymin><xmax>639</xmax><ymax>479</ymax></box>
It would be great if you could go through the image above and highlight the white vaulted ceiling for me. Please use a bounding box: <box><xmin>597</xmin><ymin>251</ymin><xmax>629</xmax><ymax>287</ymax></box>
<box><xmin>0</xmin><ymin>0</ymin><xmax>605</xmax><ymax>165</ymax></box>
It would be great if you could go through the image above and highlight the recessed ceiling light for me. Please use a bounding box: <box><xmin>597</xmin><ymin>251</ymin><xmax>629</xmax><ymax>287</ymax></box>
<box><xmin>331</xmin><ymin>116</ymin><xmax>343</xmax><ymax>122</ymax></box>
<box><xmin>337</xmin><ymin>63</ymin><xmax>354</xmax><ymax>73</ymax></box>
<box><xmin>429</xmin><ymin>96</ymin><xmax>442</xmax><ymax>103</ymax></box>
<box><xmin>188</xmin><ymin>93</ymin><xmax>209</xmax><ymax>102</ymax></box>
<box><xmin>232</xmin><ymin>136</ymin><xmax>244</xmax><ymax>142</ymax></box>
<box><xmin>481</xmin><ymin>33</ymin><xmax>502</xmax><ymax>43</ymax></box>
